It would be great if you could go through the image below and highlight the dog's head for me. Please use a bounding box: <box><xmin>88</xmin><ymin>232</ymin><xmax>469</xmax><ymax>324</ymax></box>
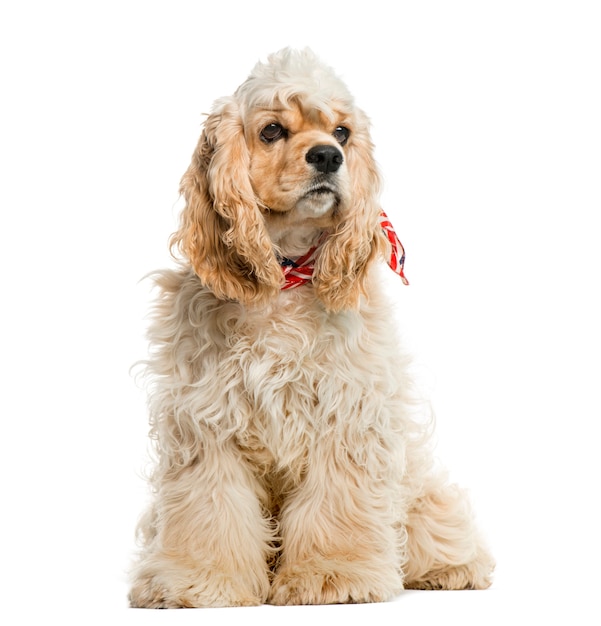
<box><xmin>172</xmin><ymin>48</ymin><xmax>389</xmax><ymax>311</ymax></box>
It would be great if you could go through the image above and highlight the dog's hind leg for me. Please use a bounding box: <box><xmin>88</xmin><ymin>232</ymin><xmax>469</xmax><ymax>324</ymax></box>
<box><xmin>402</xmin><ymin>478</ymin><xmax>495</xmax><ymax>590</ymax></box>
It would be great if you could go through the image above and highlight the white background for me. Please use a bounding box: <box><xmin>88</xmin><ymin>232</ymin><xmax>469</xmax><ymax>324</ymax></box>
<box><xmin>1</xmin><ymin>1</ymin><xmax>600</xmax><ymax>624</ymax></box>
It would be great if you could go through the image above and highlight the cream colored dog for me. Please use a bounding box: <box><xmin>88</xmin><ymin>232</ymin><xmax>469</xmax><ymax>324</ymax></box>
<box><xmin>129</xmin><ymin>48</ymin><xmax>494</xmax><ymax>608</ymax></box>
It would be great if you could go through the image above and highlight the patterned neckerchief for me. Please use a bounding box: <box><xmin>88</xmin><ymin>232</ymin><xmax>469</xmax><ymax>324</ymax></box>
<box><xmin>280</xmin><ymin>210</ymin><xmax>409</xmax><ymax>289</ymax></box>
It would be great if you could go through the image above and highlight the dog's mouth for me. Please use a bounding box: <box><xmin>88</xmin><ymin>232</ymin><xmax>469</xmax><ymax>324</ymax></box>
<box><xmin>302</xmin><ymin>183</ymin><xmax>339</xmax><ymax>204</ymax></box>
<box><xmin>305</xmin><ymin>182</ymin><xmax>337</xmax><ymax>195</ymax></box>
<box><xmin>294</xmin><ymin>183</ymin><xmax>340</xmax><ymax>218</ymax></box>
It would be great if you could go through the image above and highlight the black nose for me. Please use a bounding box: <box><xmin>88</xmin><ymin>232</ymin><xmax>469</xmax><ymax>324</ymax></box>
<box><xmin>305</xmin><ymin>145</ymin><xmax>343</xmax><ymax>174</ymax></box>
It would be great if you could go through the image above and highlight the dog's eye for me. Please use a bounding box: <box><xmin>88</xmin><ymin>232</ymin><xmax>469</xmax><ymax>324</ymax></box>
<box><xmin>260</xmin><ymin>123</ymin><xmax>286</xmax><ymax>143</ymax></box>
<box><xmin>332</xmin><ymin>126</ymin><xmax>350</xmax><ymax>146</ymax></box>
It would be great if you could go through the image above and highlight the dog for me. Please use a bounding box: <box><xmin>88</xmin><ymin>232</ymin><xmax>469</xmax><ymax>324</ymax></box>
<box><xmin>129</xmin><ymin>48</ymin><xmax>494</xmax><ymax>607</ymax></box>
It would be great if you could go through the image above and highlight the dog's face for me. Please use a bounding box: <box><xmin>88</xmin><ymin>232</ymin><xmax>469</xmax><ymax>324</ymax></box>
<box><xmin>172</xmin><ymin>49</ymin><xmax>388</xmax><ymax>311</ymax></box>
<box><xmin>246</xmin><ymin>100</ymin><xmax>352</xmax><ymax>231</ymax></box>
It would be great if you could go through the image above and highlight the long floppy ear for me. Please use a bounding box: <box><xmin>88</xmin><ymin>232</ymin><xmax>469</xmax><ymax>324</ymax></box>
<box><xmin>313</xmin><ymin>113</ymin><xmax>389</xmax><ymax>312</ymax></box>
<box><xmin>170</xmin><ymin>97</ymin><xmax>283</xmax><ymax>304</ymax></box>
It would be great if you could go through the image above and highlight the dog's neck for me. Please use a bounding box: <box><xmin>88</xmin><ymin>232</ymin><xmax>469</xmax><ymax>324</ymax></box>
<box><xmin>271</xmin><ymin>210</ymin><xmax>410</xmax><ymax>290</ymax></box>
<box><xmin>267</xmin><ymin>220</ymin><xmax>329</xmax><ymax>260</ymax></box>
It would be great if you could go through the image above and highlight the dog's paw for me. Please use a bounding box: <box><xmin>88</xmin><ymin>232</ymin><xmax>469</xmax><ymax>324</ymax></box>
<box><xmin>129</xmin><ymin>568</ymin><xmax>268</xmax><ymax>608</ymax></box>
<box><xmin>268</xmin><ymin>560</ymin><xmax>401</xmax><ymax>605</ymax></box>
<box><xmin>404</xmin><ymin>550</ymin><xmax>495</xmax><ymax>590</ymax></box>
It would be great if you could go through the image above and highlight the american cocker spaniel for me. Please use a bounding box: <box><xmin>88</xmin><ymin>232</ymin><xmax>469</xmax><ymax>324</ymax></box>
<box><xmin>129</xmin><ymin>48</ymin><xmax>494</xmax><ymax>608</ymax></box>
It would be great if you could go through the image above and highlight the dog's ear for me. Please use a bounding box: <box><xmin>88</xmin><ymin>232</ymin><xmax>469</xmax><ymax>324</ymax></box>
<box><xmin>313</xmin><ymin>114</ymin><xmax>389</xmax><ymax>312</ymax></box>
<box><xmin>171</xmin><ymin>97</ymin><xmax>283</xmax><ymax>304</ymax></box>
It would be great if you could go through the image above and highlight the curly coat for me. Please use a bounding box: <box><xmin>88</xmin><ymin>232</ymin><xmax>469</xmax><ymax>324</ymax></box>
<box><xmin>129</xmin><ymin>48</ymin><xmax>494</xmax><ymax>608</ymax></box>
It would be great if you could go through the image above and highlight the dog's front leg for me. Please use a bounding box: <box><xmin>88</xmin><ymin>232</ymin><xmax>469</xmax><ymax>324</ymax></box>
<box><xmin>129</xmin><ymin>430</ymin><xmax>273</xmax><ymax>608</ymax></box>
<box><xmin>269</xmin><ymin>436</ymin><xmax>404</xmax><ymax>605</ymax></box>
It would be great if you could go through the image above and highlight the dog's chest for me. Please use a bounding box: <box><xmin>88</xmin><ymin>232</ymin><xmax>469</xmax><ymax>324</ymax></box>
<box><xmin>216</xmin><ymin>295</ymin><xmax>373</xmax><ymax>460</ymax></box>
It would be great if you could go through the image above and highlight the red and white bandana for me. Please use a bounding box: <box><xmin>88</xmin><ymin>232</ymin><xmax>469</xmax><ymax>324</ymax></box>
<box><xmin>280</xmin><ymin>210</ymin><xmax>409</xmax><ymax>290</ymax></box>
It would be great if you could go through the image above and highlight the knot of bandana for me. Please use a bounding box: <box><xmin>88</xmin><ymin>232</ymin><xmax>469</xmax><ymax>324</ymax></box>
<box><xmin>280</xmin><ymin>210</ymin><xmax>409</xmax><ymax>290</ymax></box>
